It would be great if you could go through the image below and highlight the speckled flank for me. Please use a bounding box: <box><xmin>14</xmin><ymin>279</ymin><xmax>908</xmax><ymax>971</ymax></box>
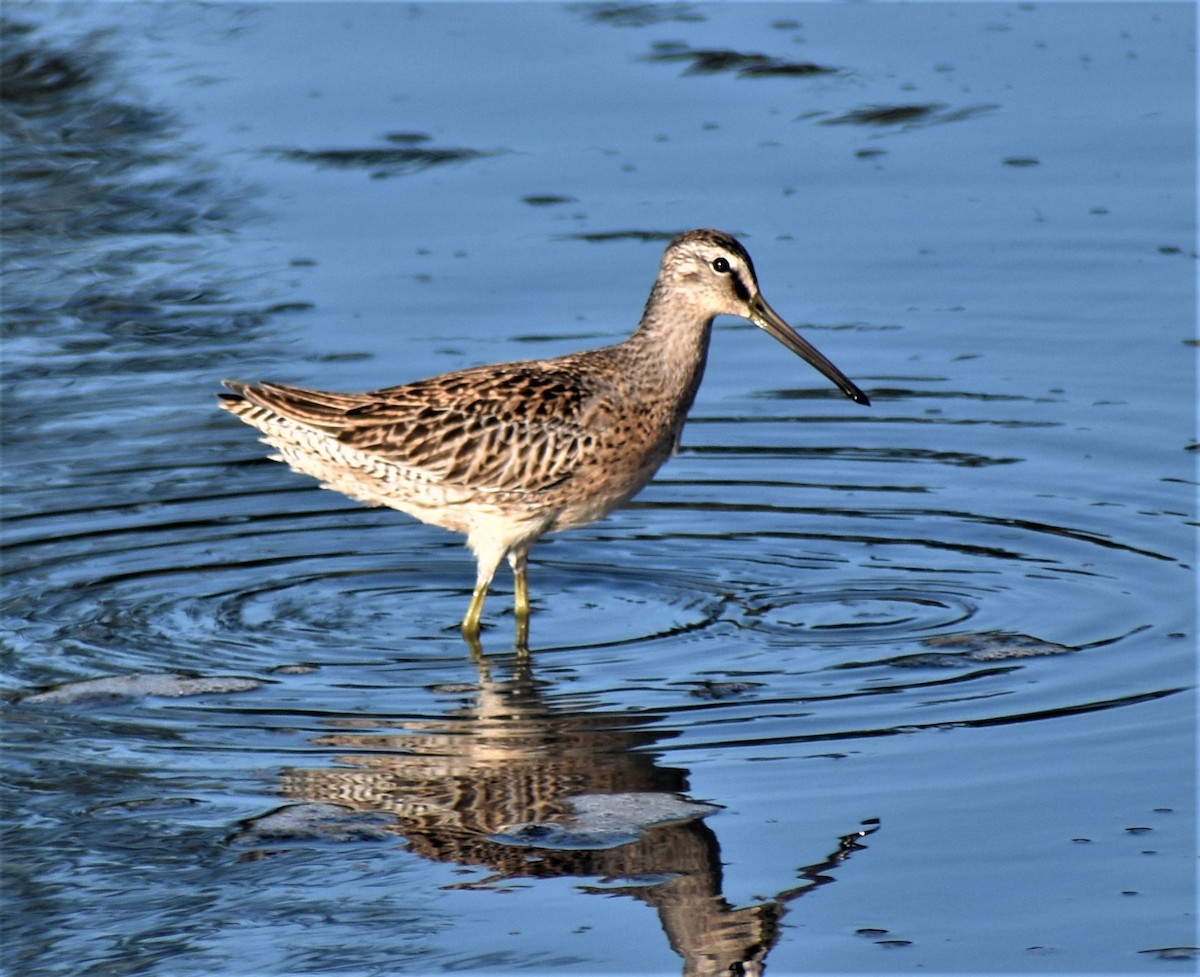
<box><xmin>220</xmin><ymin>229</ymin><xmax>868</xmax><ymax>640</ymax></box>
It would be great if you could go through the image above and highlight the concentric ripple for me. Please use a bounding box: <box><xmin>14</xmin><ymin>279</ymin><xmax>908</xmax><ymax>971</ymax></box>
<box><xmin>730</xmin><ymin>579</ymin><xmax>984</xmax><ymax>643</ymax></box>
<box><xmin>4</xmin><ymin>461</ymin><xmax>1181</xmax><ymax>723</ymax></box>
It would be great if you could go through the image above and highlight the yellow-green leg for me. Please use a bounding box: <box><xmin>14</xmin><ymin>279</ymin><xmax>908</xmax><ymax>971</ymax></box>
<box><xmin>462</xmin><ymin>545</ymin><xmax>502</xmax><ymax>646</ymax></box>
<box><xmin>510</xmin><ymin>549</ymin><xmax>530</xmax><ymax>619</ymax></box>
<box><xmin>463</xmin><ymin>544</ymin><xmax>531</xmax><ymax>650</ymax></box>
<box><xmin>509</xmin><ymin>547</ymin><xmax>531</xmax><ymax>653</ymax></box>
<box><xmin>462</xmin><ymin>583</ymin><xmax>488</xmax><ymax>643</ymax></box>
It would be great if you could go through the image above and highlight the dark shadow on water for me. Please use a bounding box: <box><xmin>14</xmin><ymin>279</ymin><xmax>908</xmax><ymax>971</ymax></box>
<box><xmin>266</xmin><ymin>143</ymin><xmax>504</xmax><ymax>180</ymax></box>
<box><xmin>574</xmin><ymin>3</ymin><xmax>706</xmax><ymax>28</ymax></box>
<box><xmin>643</xmin><ymin>41</ymin><xmax>839</xmax><ymax>78</ymax></box>
<box><xmin>817</xmin><ymin>103</ymin><xmax>999</xmax><ymax>128</ymax></box>
<box><xmin>559</xmin><ymin>228</ymin><xmax>681</xmax><ymax>243</ymax></box>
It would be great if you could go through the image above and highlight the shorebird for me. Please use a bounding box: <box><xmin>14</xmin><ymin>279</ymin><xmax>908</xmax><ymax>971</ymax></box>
<box><xmin>220</xmin><ymin>229</ymin><xmax>869</xmax><ymax>643</ymax></box>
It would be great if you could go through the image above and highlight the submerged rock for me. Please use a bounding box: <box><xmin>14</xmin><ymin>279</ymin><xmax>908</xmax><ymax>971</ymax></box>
<box><xmin>491</xmin><ymin>792</ymin><xmax>721</xmax><ymax>851</ymax></box>
<box><xmin>22</xmin><ymin>672</ymin><xmax>260</xmax><ymax>706</ymax></box>
<box><xmin>229</xmin><ymin>803</ymin><xmax>398</xmax><ymax>847</ymax></box>
<box><xmin>834</xmin><ymin>631</ymin><xmax>1079</xmax><ymax>670</ymax></box>
<box><xmin>903</xmin><ymin>632</ymin><xmax>1076</xmax><ymax>667</ymax></box>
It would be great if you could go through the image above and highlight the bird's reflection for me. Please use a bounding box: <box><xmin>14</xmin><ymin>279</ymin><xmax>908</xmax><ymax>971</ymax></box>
<box><xmin>266</xmin><ymin>647</ymin><xmax>878</xmax><ymax>976</ymax></box>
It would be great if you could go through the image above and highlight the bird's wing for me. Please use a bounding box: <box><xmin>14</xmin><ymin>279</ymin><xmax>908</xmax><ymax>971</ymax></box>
<box><xmin>226</xmin><ymin>362</ymin><xmax>608</xmax><ymax>493</ymax></box>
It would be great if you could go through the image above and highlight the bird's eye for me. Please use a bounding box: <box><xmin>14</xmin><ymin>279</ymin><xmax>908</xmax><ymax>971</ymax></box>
<box><xmin>712</xmin><ymin>257</ymin><xmax>731</xmax><ymax>274</ymax></box>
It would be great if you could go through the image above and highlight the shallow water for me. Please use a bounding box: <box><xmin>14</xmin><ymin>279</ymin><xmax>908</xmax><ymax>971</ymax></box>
<box><xmin>2</xmin><ymin>4</ymin><xmax>1196</xmax><ymax>975</ymax></box>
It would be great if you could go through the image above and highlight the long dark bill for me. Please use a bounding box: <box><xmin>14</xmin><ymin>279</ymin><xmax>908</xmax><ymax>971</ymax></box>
<box><xmin>750</xmin><ymin>294</ymin><xmax>870</xmax><ymax>406</ymax></box>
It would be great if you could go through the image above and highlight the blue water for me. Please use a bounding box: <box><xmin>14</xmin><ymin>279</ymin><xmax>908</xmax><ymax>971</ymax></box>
<box><xmin>2</xmin><ymin>4</ymin><xmax>1195</xmax><ymax>975</ymax></box>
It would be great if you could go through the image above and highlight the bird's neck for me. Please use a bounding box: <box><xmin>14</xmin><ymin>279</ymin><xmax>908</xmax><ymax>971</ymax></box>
<box><xmin>619</xmin><ymin>282</ymin><xmax>716</xmax><ymax>403</ymax></box>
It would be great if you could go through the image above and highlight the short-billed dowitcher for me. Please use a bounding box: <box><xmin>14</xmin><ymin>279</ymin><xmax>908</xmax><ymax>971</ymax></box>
<box><xmin>220</xmin><ymin>229</ymin><xmax>869</xmax><ymax>642</ymax></box>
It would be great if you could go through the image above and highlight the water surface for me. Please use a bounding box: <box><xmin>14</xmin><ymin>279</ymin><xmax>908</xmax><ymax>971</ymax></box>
<box><xmin>2</xmin><ymin>4</ymin><xmax>1195</xmax><ymax>975</ymax></box>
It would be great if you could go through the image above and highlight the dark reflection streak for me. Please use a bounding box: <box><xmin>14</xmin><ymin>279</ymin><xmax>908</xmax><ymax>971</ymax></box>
<box><xmin>0</xmin><ymin>484</ymin><xmax>356</xmax><ymax>526</ymax></box>
<box><xmin>2</xmin><ymin>519</ymin><xmax>260</xmax><ymax>552</ymax></box>
<box><xmin>2</xmin><ymin>503</ymin><xmax>380</xmax><ymax>547</ymax></box>
<box><xmin>541</xmin><ymin>604</ymin><xmax>729</xmax><ymax>653</ymax></box>
<box><xmin>967</xmin><ymin>514</ymin><xmax>1177</xmax><ymax>563</ymax></box>
<box><xmin>772</xmin><ymin>817</ymin><xmax>879</xmax><ymax>902</ymax></box>
<box><xmin>754</xmin><ymin>388</ymin><xmax>1053</xmax><ymax>404</ymax></box>
<box><xmin>818</xmin><ymin>102</ymin><xmax>999</xmax><ymax>128</ymax></box>
<box><xmin>692</xmin><ymin>414</ymin><xmax>1060</xmax><ymax>428</ymax></box>
<box><xmin>266</xmin><ymin>145</ymin><xmax>500</xmax><ymax>174</ymax></box>
<box><xmin>653</xmin><ymin>686</ymin><xmax>1187</xmax><ymax>753</ymax></box>
<box><xmin>1</xmin><ymin>535</ymin><xmax>424</xmax><ymax>580</ymax></box>
<box><xmin>658</xmin><ymin>478</ymin><xmax>929</xmax><ymax>493</ymax></box>
<box><xmin>1</xmin><ymin>515</ymin><xmax>352</xmax><ymax>553</ymax></box>
<box><xmin>632</xmin><ymin>503</ymin><xmax>1178</xmax><ymax>563</ymax></box>
<box><xmin>644</xmin><ymin>527</ymin><xmax>1032</xmax><ymax>562</ymax></box>
<box><xmin>686</xmin><ymin>444</ymin><xmax>1022</xmax><ymax>466</ymax></box>
<box><xmin>184</xmin><ymin>706</ymin><xmax>469</xmax><ymax>726</ymax></box>
<box><xmin>653</xmin><ymin>667</ymin><xmax>1026</xmax><ymax>715</ymax></box>
<box><xmin>1</xmin><ymin>556</ymin><xmax>303</xmax><ymax>588</ymax></box>
<box><xmin>792</xmin><ymin>484</ymin><xmax>938</xmax><ymax>498</ymax></box>
<box><xmin>574</xmin><ymin>3</ymin><xmax>706</xmax><ymax>28</ymax></box>
<box><xmin>559</xmin><ymin>229</ymin><xmax>679</xmax><ymax>243</ymax></box>
<box><xmin>7</xmin><ymin>457</ymin><xmax>298</xmax><ymax>488</ymax></box>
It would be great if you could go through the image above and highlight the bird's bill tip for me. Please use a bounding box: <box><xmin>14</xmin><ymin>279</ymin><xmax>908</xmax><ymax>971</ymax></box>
<box><xmin>750</xmin><ymin>295</ymin><xmax>870</xmax><ymax>406</ymax></box>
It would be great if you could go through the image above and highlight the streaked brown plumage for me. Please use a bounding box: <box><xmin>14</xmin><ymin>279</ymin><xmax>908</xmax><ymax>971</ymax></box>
<box><xmin>220</xmin><ymin>229</ymin><xmax>869</xmax><ymax>643</ymax></box>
